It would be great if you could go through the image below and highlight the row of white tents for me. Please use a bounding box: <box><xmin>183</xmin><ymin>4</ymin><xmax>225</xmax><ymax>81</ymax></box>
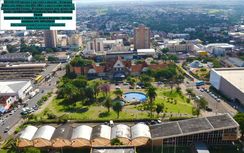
<box><xmin>18</xmin><ymin>123</ymin><xmax>151</xmax><ymax>148</ymax></box>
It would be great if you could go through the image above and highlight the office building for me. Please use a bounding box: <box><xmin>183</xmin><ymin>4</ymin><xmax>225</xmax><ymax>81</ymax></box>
<box><xmin>44</xmin><ymin>30</ymin><xmax>58</xmax><ymax>48</ymax></box>
<box><xmin>134</xmin><ymin>25</ymin><xmax>150</xmax><ymax>50</ymax></box>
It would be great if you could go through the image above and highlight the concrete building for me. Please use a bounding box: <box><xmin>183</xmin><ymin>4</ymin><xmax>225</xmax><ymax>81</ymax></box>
<box><xmin>134</xmin><ymin>25</ymin><xmax>150</xmax><ymax>50</ymax></box>
<box><xmin>0</xmin><ymin>80</ymin><xmax>33</xmax><ymax>100</ymax></box>
<box><xmin>205</xmin><ymin>43</ymin><xmax>234</xmax><ymax>56</ymax></box>
<box><xmin>44</xmin><ymin>30</ymin><xmax>57</xmax><ymax>48</ymax></box>
<box><xmin>83</xmin><ymin>38</ymin><xmax>124</xmax><ymax>57</ymax></box>
<box><xmin>69</xmin><ymin>34</ymin><xmax>82</xmax><ymax>48</ymax></box>
<box><xmin>164</xmin><ymin>39</ymin><xmax>194</xmax><ymax>52</ymax></box>
<box><xmin>210</xmin><ymin>68</ymin><xmax>244</xmax><ymax>106</ymax></box>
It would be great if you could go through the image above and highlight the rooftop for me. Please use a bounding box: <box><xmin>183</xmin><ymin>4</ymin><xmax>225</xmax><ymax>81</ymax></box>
<box><xmin>0</xmin><ymin>80</ymin><xmax>31</xmax><ymax>94</ymax></box>
<box><xmin>212</xmin><ymin>68</ymin><xmax>244</xmax><ymax>93</ymax></box>
<box><xmin>150</xmin><ymin>114</ymin><xmax>239</xmax><ymax>139</ymax></box>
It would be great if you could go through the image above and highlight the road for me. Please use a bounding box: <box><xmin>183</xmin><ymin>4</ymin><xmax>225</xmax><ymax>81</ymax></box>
<box><xmin>0</xmin><ymin>64</ymin><xmax>65</xmax><ymax>140</ymax></box>
<box><xmin>182</xmin><ymin>78</ymin><xmax>237</xmax><ymax>117</ymax></box>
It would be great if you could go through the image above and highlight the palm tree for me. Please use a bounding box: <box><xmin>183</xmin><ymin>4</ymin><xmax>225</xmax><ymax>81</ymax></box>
<box><xmin>113</xmin><ymin>101</ymin><xmax>123</xmax><ymax>118</ymax></box>
<box><xmin>113</xmin><ymin>89</ymin><xmax>123</xmax><ymax>99</ymax></box>
<box><xmin>103</xmin><ymin>96</ymin><xmax>112</xmax><ymax>112</ymax></box>
<box><xmin>146</xmin><ymin>86</ymin><xmax>157</xmax><ymax>118</ymax></box>
<box><xmin>156</xmin><ymin>103</ymin><xmax>164</xmax><ymax>117</ymax></box>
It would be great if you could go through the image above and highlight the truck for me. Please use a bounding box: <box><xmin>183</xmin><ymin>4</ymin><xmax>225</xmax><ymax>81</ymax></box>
<box><xmin>29</xmin><ymin>89</ymin><xmax>40</xmax><ymax>98</ymax></box>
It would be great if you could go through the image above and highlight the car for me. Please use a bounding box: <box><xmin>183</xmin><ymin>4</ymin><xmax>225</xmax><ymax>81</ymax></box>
<box><xmin>205</xmin><ymin>106</ymin><xmax>213</xmax><ymax>112</ymax></box>
<box><xmin>4</xmin><ymin>126</ymin><xmax>10</xmax><ymax>133</ymax></box>
<box><xmin>216</xmin><ymin>98</ymin><xmax>221</xmax><ymax>102</ymax></box>
<box><xmin>200</xmin><ymin>89</ymin><xmax>204</xmax><ymax>92</ymax></box>
<box><xmin>123</xmin><ymin>82</ymin><xmax>129</xmax><ymax>85</ymax></box>
<box><xmin>136</xmin><ymin>85</ymin><xmax>141</xmax><ymax>89</ymax></box>
<box><xmin>115</xmin><ymin>86</ymin><xmax>121</xmax><ymax>89</ymax></box>
<box><xmin>150</xmin><ymin>120</ymin><xmax>157</xmax><ymax>125</ymax></box>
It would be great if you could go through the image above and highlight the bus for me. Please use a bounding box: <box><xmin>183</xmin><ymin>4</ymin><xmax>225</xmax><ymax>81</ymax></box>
<box><xmin>34</xmin><ymin>75</ymin><xmax>44</xmax><ymax>84</ymax></box>
<box><xmin>195</xmin><ymin>80</ymin><xmax>205</xmax><ymax>86</ymax></box>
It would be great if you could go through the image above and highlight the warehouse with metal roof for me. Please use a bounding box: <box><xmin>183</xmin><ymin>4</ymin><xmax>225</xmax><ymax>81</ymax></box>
<box><xmin>91</xmin><ymin>125</ymin><xmax>111</xmax><ymax>146</ymax></box>
<box><xmin>71</xmin><ymin>125</ymin><xmax>93</xmax><ymax>147</ymax></box>
<box><xmin>51</xmin><ymin>125</ymin><xmax>73</xmax><ymax>148</ymax></box>
<box><xmin>111</xmin><ymin>124</ymin><xmax>131</xmax><ymax>145</ymax></box>
<box><xmin>32</xmin><ymin>125</ymin><xmax>55</xmax><ymax>148</ymax></box>
<box><xmin>18</xmin><ymin>125</ymin><xmax>38</xmax><ymax>148</ymax></box>
<box><xmin>131</xmin><ymin>123</ymin><xmax>151</xmax><ymax>146</ymax></box>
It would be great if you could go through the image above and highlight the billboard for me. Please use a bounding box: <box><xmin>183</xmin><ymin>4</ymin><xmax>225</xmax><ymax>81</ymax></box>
<box><xmin>0</xmin><ymin>0</ymin><xmax>76</xmax><ymax>30</ymax></box>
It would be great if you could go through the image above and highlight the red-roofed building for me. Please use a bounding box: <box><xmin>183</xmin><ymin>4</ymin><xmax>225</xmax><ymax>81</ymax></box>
<box><xmin>69</xmin><ymin>56</ymin><xmax>170</xmax><ymax>80</ymax></box>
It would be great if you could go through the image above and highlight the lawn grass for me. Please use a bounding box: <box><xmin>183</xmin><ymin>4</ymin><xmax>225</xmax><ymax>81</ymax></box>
<box><xmin>154</xmin><ymin>88</ymin><xmax>193</xmax><ymax>114</ymax></box>
<box><xmin>34</xmin><ymin>87</ymin><xmax>193</xmax><ymax>121</ymax></box>
<box><xmin>35</xmin><ymin>98</ymin><xmax>150</xmax><ymax>121</ymax></box>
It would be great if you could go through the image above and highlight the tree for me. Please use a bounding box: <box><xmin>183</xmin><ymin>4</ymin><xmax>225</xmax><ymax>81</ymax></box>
<box><xmin>91</xmin><ymin>80</ymin><xmax>102</xmax><ymax>100</ymax></box>
<box><xmin>113</xmin><ymin>89</ymin><xmax>123</xmax><ymax>99</ymax></box>
<box><xmin>146</xmin><ymin>86</ymin><xmax>157</xmax><ymax>118</ymax></box>
<box><xmin>161</xmin><ymin>48</ymin><xmax>169</xmax><ymax>54</ymax></box>
<box><xmin>85</xmin><ymin>86</ymin><xmax>95</xmax><ymax>103</ymax></box>
<box><xmin>186</xmin><ymin>88</ymin><xmax>193</xmax><ymax>99</ymax></box>
<box><xmin>197</xmin><ymin>98</ymin><xmax>208</xmax><ymax>109</ymax></box>
<box><xmin>103</xmin><ymin>96</ymin><xmax>112</xmax><ymax>113</ymax></box>
<box><xmin>234</xmin><ymin>113</ymin><xmax>244</xmax><ymax>138</ymax></box>
<box><xmin>113</xmin><ymin>101</ymin><xmax>123</xmax><ymax>118</ymax></box>
<box><xmin>156</xmin><ymin>103</ymin><xmax>164</xmax><ymax>116</ymax></box>
<box><xmin>192</xmin><ymin>107</ymin><xmax>200</xmax><ymax>117</ymax></box>
<box><xmin>100</xmin><ymin>84</ymin><xmax>110</xmax><ymax>96</ymax></box>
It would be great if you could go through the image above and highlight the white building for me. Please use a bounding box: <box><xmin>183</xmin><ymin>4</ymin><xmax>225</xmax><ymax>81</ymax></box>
<box><xmin>164</xmin><ymin>39</ymin><xmax>194</xmax><ymax>52</ymax></box>
<box><xmin>83</xmin><ymin>38</ymin><xmax>124</xmax><ymax>57</ymax></box>
<box><xmin>0</xmin><ymin>80</ymin><xmax>33</xmax><ymax>99</ymax></box>
<box><xmin>210</xmin><ymin>68</ymin><xmax>244</xmax><ymax>106</ymax></box>
<box><xmin>205</xmin><ymin>43</ymin><xmax>234</xmax><ymax>56</ymax></box>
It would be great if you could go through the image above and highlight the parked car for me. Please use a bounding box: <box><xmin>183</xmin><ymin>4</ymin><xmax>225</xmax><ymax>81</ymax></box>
<box><xmin>4</xmin><ymin>126</ymin><xmax>10</xmax><ymax>133</ymax></box>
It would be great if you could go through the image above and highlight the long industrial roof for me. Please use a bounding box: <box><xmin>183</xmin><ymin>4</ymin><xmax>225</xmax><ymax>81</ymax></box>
<box><xmin>212</xmin><ymin>68</ymin><xmax>244</xmax><ymax>93</ymax></box>
<box><xmin>150</xmin><ymin>114</ymin><xmax>239</xmax><ymax>140</ymax></box>
<box><xmin>0</xmin><ymin>80</ymin><xmax>30</xmax><ymax>94</ymax></box>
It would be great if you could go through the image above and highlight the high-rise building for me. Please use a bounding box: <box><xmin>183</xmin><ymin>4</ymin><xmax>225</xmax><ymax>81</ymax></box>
<box><xmin>134</xmin><ymin>25</ymin><xmax>150</xmax><ymax>50</ymax></box>
<box><xmin>44</xmin><ymin>30</ymin><xmax>58</xmax><ymax>48</ymax></box>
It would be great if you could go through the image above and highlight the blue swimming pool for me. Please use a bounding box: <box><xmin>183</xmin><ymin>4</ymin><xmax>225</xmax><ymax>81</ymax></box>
<box><xmin>123</xmin><ymin>92</ymin><xmax>147</xmax><ymax>103</ymax></box>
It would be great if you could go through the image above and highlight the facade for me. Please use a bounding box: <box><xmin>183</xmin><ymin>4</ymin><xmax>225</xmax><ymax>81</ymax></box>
<box><xmin>0</xmin><ymin>52</ymin><xmax>32</xmax><ymax>62</ymax></box>
<box><xmin>210</xmin><ymin>68</ymin><xmax>244</xmax><ymax>106</ymax></box>
<box><xmin>44</xmin><ymin>30</ymin><xmax>58</xmax><ymax>48</ymax></box>
<box><xmin>69</xmin><ymin>56</ymin><xmax>169</xmax><ymax>80</ymax></box>
<box><xmin>164</xmin><ymin>39</ymin><xmax>194</xmax><ymax>52</ymax></box>
<box><xmin>69</xmin><ymin>34</ymin><xmax>83</xmax><ymax>48</ymax></box>
<box><xmin>0</xmin><ymin>80</ymin><xmax>33</xmax><ymax>100</ymax></box>
<box><xmin>134</xmin><ymin>25</ymin><xmax>150</xmax><ymax>50</ymax></box>
<box><xmin>83</xmin><ymin>38</ymin><xmax>125</xmax><ymax>57</ymax></box>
